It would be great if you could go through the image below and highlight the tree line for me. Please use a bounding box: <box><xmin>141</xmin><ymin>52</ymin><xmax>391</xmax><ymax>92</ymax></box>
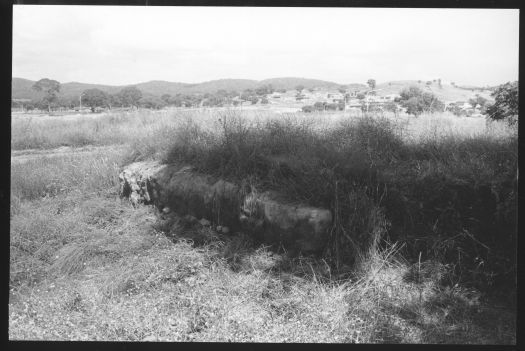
<box><xmin>12</xmin><ymin>79</ymin><xmax>280</xmax><ymax>112</ymax></box>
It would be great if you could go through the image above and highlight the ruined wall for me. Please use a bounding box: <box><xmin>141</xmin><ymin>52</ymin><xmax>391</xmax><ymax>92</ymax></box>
<box><xmin>119</xmin><ymin>161</ymin><xmax>332</xmax><ymax>253</ymax></box>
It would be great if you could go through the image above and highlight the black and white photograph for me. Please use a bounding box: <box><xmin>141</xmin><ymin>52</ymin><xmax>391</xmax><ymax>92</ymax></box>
<box><xmin>9</xmin><ymin>3</ymin><xmax>518</xmax><ymax>343</ymax></box>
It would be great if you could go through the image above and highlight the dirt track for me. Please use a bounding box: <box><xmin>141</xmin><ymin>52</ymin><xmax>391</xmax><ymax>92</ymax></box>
<box><xmin>11</xmin><ymin>145</ymin><xmax>127</xmax><ymax>165</ymax></box>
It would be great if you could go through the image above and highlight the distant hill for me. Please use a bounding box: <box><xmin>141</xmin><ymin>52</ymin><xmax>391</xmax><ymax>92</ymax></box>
<box><xmin>259</xmin><ymin>77</ymin><xmax>343</xmax><ymax>91</ymax></box>
<box><xmin>12</xmin><ymin>77</ymin><xmax>496</xmax><ymax>103</ymax></box>
<box><xmin>344</xmin><ymin>83</ymin><xmax>369</xmax><ymax>92</ymax></box>
<box><xmin>61</xmin><ymin>82</ymin><xmax>122</xmax><ymax>97</ymax></box>
<box><xmin>12</xmin><ymin>77</ymin><xmax>43</xmax><ymax>100</ymax></box>
<box><xmin>185</xmin><ymin>79</ymin><xmax>260</xmax><ymax>94</ymax></box>
<box><xmin>12</xmin><ymin>78</ymin><xmax>122</xmax><ymax>100</ymax></box>
<box><xmin>12</xmin><ymin>77</ymin><xmax>341</xmax><ymax>99</ymax></box>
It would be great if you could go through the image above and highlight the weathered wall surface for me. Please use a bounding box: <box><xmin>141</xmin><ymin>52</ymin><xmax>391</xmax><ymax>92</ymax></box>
<box><xmin>119</xmin><ymin>161</ymin><xmax>332</xmax><ymax>253</ymax></box>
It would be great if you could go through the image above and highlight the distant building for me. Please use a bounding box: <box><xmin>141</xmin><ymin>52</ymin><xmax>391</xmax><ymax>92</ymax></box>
<box><xmin>346</xmin><ymin>99</ymin><xmax>363</xmax><ymax>108</ymax></box>
<box><xmin>384</xmin><ymin>94</ymin><xmax>401</xmax><ymax>101</ymax></box>
<box><xmin>327</xmin><ymin>92</ymin><xmax>344</xmax><ymax>99</ymax></box>
<box><xmin>460</xmin><ymin>102</ymin><xmax>473</xmax><ymax>110</ymax></box>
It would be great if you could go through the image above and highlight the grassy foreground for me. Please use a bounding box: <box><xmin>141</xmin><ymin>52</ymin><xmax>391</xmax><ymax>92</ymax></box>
<box><xmin>10</xmin><ymin>110</ymin><xmax>516</xmax><ymax>343</ymax></box>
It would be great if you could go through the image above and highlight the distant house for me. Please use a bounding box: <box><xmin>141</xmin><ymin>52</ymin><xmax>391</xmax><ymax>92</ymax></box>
<box><xmin>231</xmin><ymin>96</ymin><xmax>251</xmax><ymax>106</ymax></box>
<box><xmin>326</xmin><ymin>93</ymin><xmax>345</xmax><ymax>102</ymax></box>
<box><xmin>348</xmin><ymin>90</ymin><xmax>362</xmax><ymax>98</ymax></box>
<box><xmin>460</xmin><ymin>102</ymin><xmax>473</xmax><ymax>110</ymax></box>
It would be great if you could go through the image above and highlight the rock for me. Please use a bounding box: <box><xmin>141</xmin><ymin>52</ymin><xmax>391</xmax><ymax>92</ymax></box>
<box><xmin>242</xmin><ymin>191</ymin><xmax>332</xmax><ymax>252</ymax></box>
<box><xmin>130</xmin><ymin>192</ymin><xmax>142</xmax><ymax>207</ymax></box>
<box><xmin>142</xmin><ymin>335</ymin><xmax>157</xmax><ymax>342</ymax></box>
<box><xmin>239</xmin><ymin>214</ymin><xmax>249</xmax><ymax>224</ymax></box>
<box><xmin>221</xmin><ymin>226</ymin><xmax>230</xmax><ymax>234</ymax></box>
<box><xmin>199</xmin><ymin>218</ymin><xmax>211</xmax><ymax>227</ymax></box>
<box><xmin>119</xmin><ymin>161</ymin><xmax>166</xmax><ymax>206</ymax></box>
<box><xmin>162</xmin><ymin>206</ymin><xmax>171</xmax><ymax>214</ymax></box>
<box><xmin>216</xmin><ymin>225</ymin><xmax>223</xmax><ymax>232</ymax></box>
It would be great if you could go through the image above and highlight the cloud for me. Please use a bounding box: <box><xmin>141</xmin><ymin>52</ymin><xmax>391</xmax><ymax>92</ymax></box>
<box><xmin>12</xmin><ymin>6</ymin><xmax>519</xmax><ymax>86</ymax></box>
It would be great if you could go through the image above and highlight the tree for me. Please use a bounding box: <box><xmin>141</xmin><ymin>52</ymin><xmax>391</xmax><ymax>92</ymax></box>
<box><xmin>82</xmin><ymin>88</ymin><xmax>108</xmax><ymax>112</ymax></box>
<box><xmin>32</xmin><ymin>78</ymin><xmax>61</xmax><ymax>113</ymax></box>
<box><xmin>367</xmin><ymin>79</ymin><xmax>376</xmax><ymax>90</ymax></box>
<box><xmin>356</xmin><ymin>93</ymin><xmax>366</xmax><ymax>100</ymax></box>
<box><xmin>313</xmin><ymin>102</ymin><xmax>326</xmax><ymax>111</ymax></box>
<box><xmin>108</xmin><ymin>94</ymin><xmax>122</xmax><ymax>109</ymax></box>
<box><xmin>57</xmin><ymin>96</ymin><xmax>78</xmax><ymax>110</ymax></box>
<box><xmin>302</xmin><ymin>105</ymin><xmax>314</xmax><ymax>113</ymax></box>
<box><xmin>468</xmin><ymin>95</ymin><xmax>488</xmax><ymax>112</ymax></box>
<box><xmin>261</xmin><ymin>97</ymin><xmax>269</xmax><ymax>104</ymax></box>
<box><xmin>325</xmin><ymin>103</ymin><xmax>339</xmax><ymax>111</ymax></box>
<box><xmin>295</xmin><ymin>85</ymin><xmax>305</xmax><ymax>93</ymax></box>
<box><xmin>140</xmin><ymin>95</ymin><xmax>166</xmax><ymax>110</ymax></box>
<box><xmin>161</xmin><ymin>94</ymin><xmax>172</xmax><ymax>105</ymax></box>
<box><xmin>255</xmin><ymin>85</ymin><xmax>273</xmax><ymax>96</ymax></box>
<box><xmin>438</xmin><ymin>78</ymin><xmax>442</xmax><ymax>89</ymax></box>
<box><xmin>338</xmin><ymin>87</ymin><xmax>347</xmax><ymax>94</ymax></box>
<box><xmin>398</xmin><ymin>86</ymin><xmax>444</xmax><ymax>116</ymax></box>
<box><xmin>486</xmin><ymin>81</ymin><xmax>518</xmax><ymax>125</ymax></box>
<box><xmin>118</xmin><ymin>86</ymin><xmax>143</xmax><ymax>109</ymax></box>
<box><xmin>25</xmin><ymin>102</ymin><xmax>35</xmax><ymax>111</ymax></box>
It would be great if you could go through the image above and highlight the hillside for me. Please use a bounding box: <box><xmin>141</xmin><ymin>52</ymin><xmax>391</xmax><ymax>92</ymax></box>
<box><xmin>61</xmin><ymin>82</ymin><xmax>122</xmax><ymax>97</ymax></box>
<box><xmin>375</xmin><ymin>80</ymin><xmax>494</xmax><ymax>102</ymax></box>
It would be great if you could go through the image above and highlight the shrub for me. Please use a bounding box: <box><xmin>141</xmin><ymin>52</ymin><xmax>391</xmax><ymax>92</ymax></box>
<box><xmin>486</xmin><ymin>81</ymin><xmax>518</xmax><ymax>125</ymax></box>
<box><xmin>398</xmin><ymin>86</ymin><xmax>445</xmax><ymax>116</ymax></box>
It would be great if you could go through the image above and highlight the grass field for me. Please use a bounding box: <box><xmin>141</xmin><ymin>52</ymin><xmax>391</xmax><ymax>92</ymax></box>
<box><xmin>10</xmin><ymin>109</ymin><xmax>517</xmax><ymax>343</ymax></box>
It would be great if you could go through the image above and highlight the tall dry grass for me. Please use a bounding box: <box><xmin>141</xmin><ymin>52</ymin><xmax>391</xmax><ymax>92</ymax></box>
<box><xmin>123</xmin><ymin>110</ymin><xmax>517</xmax><ymax>291</ymax></box>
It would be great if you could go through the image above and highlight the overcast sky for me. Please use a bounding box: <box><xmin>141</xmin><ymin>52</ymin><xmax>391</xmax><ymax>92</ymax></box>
<box><xmin>12</xmin><ymin>6</ymin><xmax>519</xmax><ymax>86</ymax></box>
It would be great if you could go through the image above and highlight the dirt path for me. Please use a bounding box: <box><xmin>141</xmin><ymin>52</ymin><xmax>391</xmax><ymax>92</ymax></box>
<box><xmin>11</xmin><ymin>145</ymin><xmax>127</xmax><ymax>165</ymax></box>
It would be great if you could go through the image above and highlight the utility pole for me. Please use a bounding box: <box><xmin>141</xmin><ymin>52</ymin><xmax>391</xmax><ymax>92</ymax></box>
<box><xmin>79</xmin><ymin>92</ymin><xmax>84</xmax><ymax>112</ymax></box>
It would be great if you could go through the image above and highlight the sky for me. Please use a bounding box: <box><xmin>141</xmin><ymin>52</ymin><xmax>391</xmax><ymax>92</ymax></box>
<box><xmin>12</xmin><ymin>6</ymin><xmax>519</xmax><ymax>87</ymax></box>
